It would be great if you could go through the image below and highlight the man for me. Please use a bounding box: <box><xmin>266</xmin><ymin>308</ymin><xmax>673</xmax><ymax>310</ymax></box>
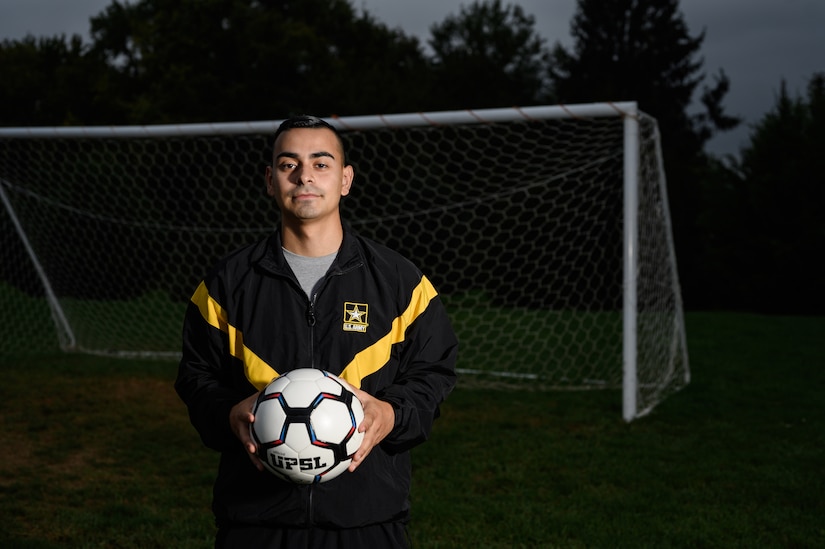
<box><xmin>175</xmin><ymin>115</ymin><xmax>459</xmax><ymax>548</ymax></box>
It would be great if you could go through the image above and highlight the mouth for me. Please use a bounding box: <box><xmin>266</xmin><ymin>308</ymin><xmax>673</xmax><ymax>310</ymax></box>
<box><xmin>292</xmin><ymin>185</ymin><xmax>322</xmax><ymax>200</ymax></box>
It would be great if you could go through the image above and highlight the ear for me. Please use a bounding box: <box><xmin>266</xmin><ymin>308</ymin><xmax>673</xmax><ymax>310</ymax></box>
<box><xmin>265</xmin><ymin>165</ymin><xmax>276</xmax><ymax>196</ymax></box>
<box><xmin>341</xmin><ymin>165</ymin><xmax>354</xmax><ymax>197</ymax></box>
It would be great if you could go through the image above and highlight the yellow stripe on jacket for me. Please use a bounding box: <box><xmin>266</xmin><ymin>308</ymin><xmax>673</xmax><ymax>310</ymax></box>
<box><xmin>339</xmin><ymin>275</ymin><xmax>438</xmax><ymax>389</ymax></box>
<box><xmin>191</xmin><ymin>281</ymin><xmax>278</xmax><ymax>389</ymax></box>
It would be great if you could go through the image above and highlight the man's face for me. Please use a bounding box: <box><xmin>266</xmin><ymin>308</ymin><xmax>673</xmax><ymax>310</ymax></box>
<box><xmin>265</xmin><ymin>127</ymin><xmax>353</xmax><ymax>224</ymax></box>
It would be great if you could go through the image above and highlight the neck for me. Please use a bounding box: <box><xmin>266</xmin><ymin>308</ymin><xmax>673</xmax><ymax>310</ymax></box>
<box><xmin>281</xmin><ymin>219</ymin><xmax>344</xmax><ymax>257</ymax></box>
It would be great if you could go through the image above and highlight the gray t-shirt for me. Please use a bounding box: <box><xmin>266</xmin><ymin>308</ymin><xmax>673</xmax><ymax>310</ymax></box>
<box><xmin>282</xmin><ymin>247</ymin><xmax>337</xmax><ymax>298</ymax></box>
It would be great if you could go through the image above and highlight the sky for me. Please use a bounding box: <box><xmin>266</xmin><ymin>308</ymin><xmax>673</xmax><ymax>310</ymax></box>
<box><xmin>1</xmin><ymin>0</ymin><xmax>823</xmax><ymax>158</ymax></box>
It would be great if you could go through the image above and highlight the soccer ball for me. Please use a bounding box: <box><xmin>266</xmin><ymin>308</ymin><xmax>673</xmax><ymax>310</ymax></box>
<box><xmin>250</xmin><ymin>368</ymin><xmax>365</xmax><ymax>484</ymax></box>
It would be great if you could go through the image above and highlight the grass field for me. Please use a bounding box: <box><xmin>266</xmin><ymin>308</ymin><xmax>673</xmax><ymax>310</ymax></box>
<box><xmin>1</xmin><ymin>312</ymin><xmax>823</xmax><ymax>548</ymax></box>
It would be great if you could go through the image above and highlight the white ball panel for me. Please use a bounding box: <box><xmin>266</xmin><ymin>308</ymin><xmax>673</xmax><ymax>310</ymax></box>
<box><xmin>283</xmin><ymin>422</ymin><xmax>312</xmax><ymax>452</ymax></box>
<box><xmin>312</xmin><ymin>399</ymin><xmax>355</xmax><ymax>441</ymax></box>
<box><xmin>281</xmin><ymin>379</ymin><xmax>323</xmax><ymax>408</ymax></box>
<box><xmin>345</xmin><ymin>429</ymin><xmax>364</xmax><ymax>456</ymax></box>
<box><xmin>319</xmin><ymin>460</ymin><xmax>351</xmax><ymax>482</ymax></box>
<box><xmin>314</xmin><ymin>375</ymin><xmax>344</xmax><ymax>396</ymax></box>
<box><xmin>252</xmin><ymin>398</ymin><xmax>287</xmax><ymax>442</ymax></box>
<box><xmin>262</xmin><ymin>376</ymin><xmax>290</xmax><ymax>395</ymax></box>
<box><xmin>285</xmin><ymin>368</ymin><xmax>325</xmax><ymax>382</ymax></box>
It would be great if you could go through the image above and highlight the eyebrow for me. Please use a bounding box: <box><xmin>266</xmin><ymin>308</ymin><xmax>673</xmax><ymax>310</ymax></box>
<box><xmin>276</xmin><ymin>151</ymin><xmax>336</xmax><ymax>160</ymax></box>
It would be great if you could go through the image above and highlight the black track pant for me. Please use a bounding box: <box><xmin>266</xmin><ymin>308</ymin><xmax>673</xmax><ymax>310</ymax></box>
<box><xmin>215</xmin><ymin>522</ymin><xmax>410</xmax><ymax>549</ymax></box>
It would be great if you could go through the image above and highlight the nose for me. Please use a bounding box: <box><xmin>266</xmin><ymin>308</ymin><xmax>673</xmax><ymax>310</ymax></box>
<box><xmin>295</xmin><ymin>166</ymin><xmax>313</xmax><ymax>185</ymax></box>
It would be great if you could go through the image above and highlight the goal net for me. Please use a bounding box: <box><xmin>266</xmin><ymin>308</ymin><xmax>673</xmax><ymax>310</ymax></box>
<box><xmin>0</xmin><ymin>103</ymin><xmax>689</xmax><ymax>420</ymax></box>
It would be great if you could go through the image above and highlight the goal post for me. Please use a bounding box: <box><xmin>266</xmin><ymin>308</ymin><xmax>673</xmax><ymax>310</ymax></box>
<box><xmin>623</xmin><ymin>113</ymin><xmax>640</xmax><ymax>421</ymax></box>
<box><xmin>0</xmin><ymin>102</ymin><xmax>689</xmax><ymax>420</ymax></box>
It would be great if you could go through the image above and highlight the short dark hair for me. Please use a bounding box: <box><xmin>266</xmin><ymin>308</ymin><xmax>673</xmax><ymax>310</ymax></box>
<box><xmin>273</xmin><ymin>115</ymin><xmax>348</xmax><ymax>164</ymax></box>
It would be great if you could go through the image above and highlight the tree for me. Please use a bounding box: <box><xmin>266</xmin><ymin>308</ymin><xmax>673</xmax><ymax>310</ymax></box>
<box><xmin>427</xmin><ymin>0</ymin><xmax>551</xmax><ymax>110</ymax></box>
<box><xmin>718</xmin><ymin>73</ymin><xmax>825</xmax><ymax>313</ymax></box>
<box><xmin>548</xmin><ymin>0</ymin><xmax>740</xmax><ymax>308</ymax></box>
<box><xmin>0</xmin><ymin>34</ymin><xmax>115</xmax><ymax>126</ymax></box>
<box><xmin>550</xmin><ymin>0</ymin><xmax>737</xmax><ymax>146</ymax></box>
<box><xmin>88</xmin><ymin>0</ymin><xmax>430</xmax><ymax>124</ymax></box>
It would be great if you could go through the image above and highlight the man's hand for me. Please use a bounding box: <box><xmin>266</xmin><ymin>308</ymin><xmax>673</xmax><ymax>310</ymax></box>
<box><xmin>229</xmin><ymin>392</ymin><xmax>264</xmax><ymax>471</ymax></box>
<box><xmin>347</xmin><ymin>387</ymin><xmax>395</xmax><ymax>472</ymax></box>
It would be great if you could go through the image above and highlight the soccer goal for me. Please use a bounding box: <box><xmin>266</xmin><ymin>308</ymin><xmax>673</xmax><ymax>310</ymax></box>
<box><xmin>0</xmin><ymin>102</ymin><xmax>689</xmax><ymax>420</ymax></box>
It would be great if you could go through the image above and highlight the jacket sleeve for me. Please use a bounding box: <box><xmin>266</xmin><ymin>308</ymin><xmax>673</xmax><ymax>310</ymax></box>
<box><xmin>174</xmin><ymin>286</ymin><xmax>252</xmax><ymax>452</ymax></box>
<box><xmin>376</xmin><ymin>291</ymin><xmax>459</xmax><ymax>454</ymax></box>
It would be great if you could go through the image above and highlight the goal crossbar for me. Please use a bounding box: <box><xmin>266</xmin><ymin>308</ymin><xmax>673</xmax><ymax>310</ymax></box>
<box><xmin>0</xmin><ymin>102</ymin><xmax>638</xmax><ymax>139</ymax></box>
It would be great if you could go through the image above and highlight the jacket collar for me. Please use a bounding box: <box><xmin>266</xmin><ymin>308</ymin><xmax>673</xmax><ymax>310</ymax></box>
<box><xmin>255</xmin><ymin>221</ymin><xmax>363</xmax><ymax>277</ymax></box>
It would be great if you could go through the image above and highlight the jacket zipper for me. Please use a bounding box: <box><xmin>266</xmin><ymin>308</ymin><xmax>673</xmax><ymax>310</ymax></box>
<box><xmin>300</xmin><ymin>264</ymin><xmax>359</xmax><ymax>529</ymax></box>
<box><xmin>306</xmin><ymin>295</ymin><xmax>317</xmax><ymax>529</ymax></box>
<box><xmin>306</xmin><ymin>297</ymin><xmax>317</xmax><ymax>369</ymax></box>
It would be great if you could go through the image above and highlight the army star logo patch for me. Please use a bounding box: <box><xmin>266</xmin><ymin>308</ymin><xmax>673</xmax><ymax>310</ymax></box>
<box><xmin>343</xmin><ymin>302</ymin><xmax>369</xmax><ymax>333</ymax></box>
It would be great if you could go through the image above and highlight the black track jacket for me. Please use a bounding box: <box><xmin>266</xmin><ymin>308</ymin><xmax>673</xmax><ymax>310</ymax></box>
<box><xmin>175</xmin><ymin>225</ymin><xmax>459</xmax><ymax>529</ymax></box>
